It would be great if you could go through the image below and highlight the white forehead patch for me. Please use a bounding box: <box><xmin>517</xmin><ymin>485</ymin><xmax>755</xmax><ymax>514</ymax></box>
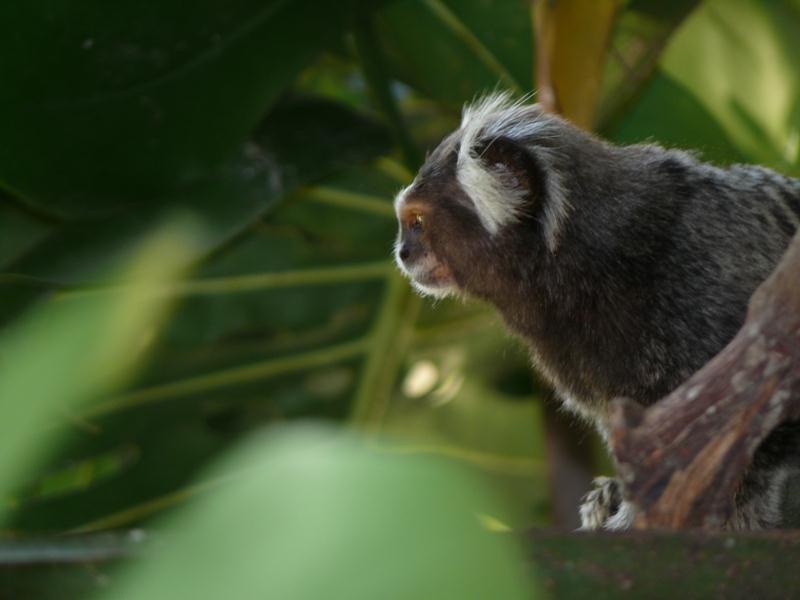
<box><xmin>393</xmin><ymin>182</ymin><xmax>414</xmax><ymax>216</ymax></box>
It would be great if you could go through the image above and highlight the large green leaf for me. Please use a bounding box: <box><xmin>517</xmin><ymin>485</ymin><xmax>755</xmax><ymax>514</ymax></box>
<box><xmin>0</xmin><ymin>221</ymin><xmax>199</xmax><ymax>516</ymax></box>
<box><xmin>0</xmin><ymin>0</ymin><xmax>353</xmax><ymax>217</ymax></box>
<box><xmin>610</xmin><ymin>0</ymin><xmax>800</xmax><ymax>172</ymax></box>
<box><xmin>6</xmin><ymin>159</ymin><xmax>400</xmax><ymax>531</ymax></box>
<box><xmin>374</xmin><ymin>0</ymin><xmax>534</xmax><ymax>109</ymax></box>
<box><xmin>597</xmin><ymin>0</ymin><xmax>701</xmax><ymax>129</ymax></box>
<box><xmin>1</xmin><ymin>95</ymin><xmax>390</xmax><ymax>288</ymax></box>
<box><xmin>658</xmin><ymin>0</ymin><xmax>800</xmax><ymax>172</ymax></box>
<box><xmin>608</xmin><ymin>71</ymin><xmax>746</xmax><ymax>164</ymax></box>
<box><xmin>100</xmin><ymin>427</ymin><xmax>535</xmax><ymax>600</ymax></box>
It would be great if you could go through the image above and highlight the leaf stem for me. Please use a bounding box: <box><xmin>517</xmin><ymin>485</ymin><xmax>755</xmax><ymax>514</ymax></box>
<box><xmin>374</xmin><ymin>156</ymin><xmax>414</xmax><ymax>184</ymax></box>
<box><xmin>385</xmin><ymin>443</ymin><xmax>545</xmax><ymax>476</ymax></box>
<box><xmin>62</xmin><ymin>261</ymin><xmax>392</xmax><ymax>298</ymax></box>
<box><xmin>86</xmin><ymin>337</ymin><xmax>371</xmax><ymax>418</ymax></box>
<box><xmin>299</xmin><ymin>186</ymin><xmax>395</xmax><ymax>218</ymax></box>
<box><xmin>350</xmin><ymin>272</ymin><xmax>420</xmax><ymax>428</ymax></box>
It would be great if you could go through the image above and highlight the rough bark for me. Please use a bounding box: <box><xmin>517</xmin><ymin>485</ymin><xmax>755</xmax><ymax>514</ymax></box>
<box><xmin>529</xmin><ymin>529</ymin><xmax>800</xmax><ymax>598</ymax></box>
<box><xmin>609</xmin><ymin>232</ymin><xmax>800</xmax><ymax>528</ymax></box>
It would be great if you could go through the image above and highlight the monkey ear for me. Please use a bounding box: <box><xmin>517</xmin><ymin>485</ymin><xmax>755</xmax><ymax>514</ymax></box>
<box><xmin>477</xmin><ymin>136</ymin><xmax>540</xmax><ymax>199</ymax></box>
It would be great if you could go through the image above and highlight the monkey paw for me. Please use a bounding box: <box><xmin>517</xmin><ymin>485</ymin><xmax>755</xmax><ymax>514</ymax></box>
<box><xmin>579</xmin><ymin>477</ymin><xmax>634</xmax><ymax>531</ymax></box>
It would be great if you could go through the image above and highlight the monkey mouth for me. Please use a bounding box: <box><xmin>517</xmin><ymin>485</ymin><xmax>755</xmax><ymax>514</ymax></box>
<box><xmin>408</xmin><ymin>263</ymin><xmax>457</xmax><ymax>298</ymax></box>
<box><xmin>393</xmin><ymin>244</ymin><xmax>458</xmax><ymax>298</ymax></box>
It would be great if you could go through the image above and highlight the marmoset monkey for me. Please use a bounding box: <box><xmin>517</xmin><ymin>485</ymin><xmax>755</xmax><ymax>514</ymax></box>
<box><xmin>393</xmin><ymin>93</ymin><xmax>800</xmax><ymax>530</ymax></box>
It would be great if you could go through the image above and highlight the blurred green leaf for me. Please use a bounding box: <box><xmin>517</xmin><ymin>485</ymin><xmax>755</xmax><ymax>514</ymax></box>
<box><xmin>613</xmin><ymin>0</ymin><xmax>800</xmax><ymax>171</ymax></box>
<box><xmin>374</xmin><ymin>0</ymin><xmax>533</xmax><ymax>108</ymax></box>
<box><xmin>663</xmin><ymin>0</ymin><xmax>800</xmax><ymax>172</ymax></box>
<box><xmin>0</xmin><ymin>195</ymin><xmax>52</xmax><ymax>271</ymax></box>
<box><xmin>0</xmin><ymin>220</ymin><xmax>200</xmax><ymax>518</ymax></box>
<box><xmin>2</xmin><ymin>95</ymin><xmax>391</xmax><ymax>287</ymax></box>
<box><xmin>608</xmin><ymin>71</ymin><xmax>746</xmax><ymax>164</ymax></box>
<box><xmin>101</xmin><ymin>427</ymin><xmax>535</xmax><ymax>600</ymax></box>
<box><xmin>597</xmin><ymin>0</ymin><xmax>700</xmax><ymax>129</ymax></box>
<box><xmin>0</xmin><ymin>0</ymin><xmax>354</xmax><ymax>217</ymax></box>
<box><xmin>6</xmin><ymin>159</ymin><xmax>399</xmax><ymax>532</ymax></box>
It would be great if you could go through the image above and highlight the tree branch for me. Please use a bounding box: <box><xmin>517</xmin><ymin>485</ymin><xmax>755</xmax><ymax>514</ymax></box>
<box><xmin>609</xmin><ymin>232</ymin><xmax>800</xmax><ymax>528</ymax></box>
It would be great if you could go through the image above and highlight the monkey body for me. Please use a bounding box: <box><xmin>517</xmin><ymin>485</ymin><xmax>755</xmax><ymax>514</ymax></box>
<box><xmin>500</xmin><ymin>144</ymin><xmax>800</xmax><ymax>428</ymax></box>
<box><xmin>394</xmin><ymin>93</ymin><xmax>800</xmax><ymax>530</ymax></box>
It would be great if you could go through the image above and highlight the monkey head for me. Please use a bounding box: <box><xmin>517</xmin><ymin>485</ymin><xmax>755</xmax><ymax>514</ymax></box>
<box><xmin>393</xmin><ymin>93</ymin><xmax>573</xmax><ymax>302</ymax></box>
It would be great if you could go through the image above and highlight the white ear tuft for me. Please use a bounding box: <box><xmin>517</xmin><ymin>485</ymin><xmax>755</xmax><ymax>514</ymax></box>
<box><xmin>456</xmin><ymin>150</ymin><xmax>527</xmax><ymax>235</ymax></box>
<box><xmin>456</xmin><ymin>92</ymin><xmax>572</xmax><ymax>250</ymax></box>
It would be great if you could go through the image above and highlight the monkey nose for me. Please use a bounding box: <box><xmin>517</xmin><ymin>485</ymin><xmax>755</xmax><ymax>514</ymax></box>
<box><xmin>399</xmin><ymin>245</ymin><xmax>411</xmax><ymax>261</ymax></box>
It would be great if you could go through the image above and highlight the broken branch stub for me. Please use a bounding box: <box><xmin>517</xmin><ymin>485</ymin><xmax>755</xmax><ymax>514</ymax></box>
<box><xmin>609</xmin><ymin>232</ymin><xmax>800</xmax><ymax>529</ymax></box>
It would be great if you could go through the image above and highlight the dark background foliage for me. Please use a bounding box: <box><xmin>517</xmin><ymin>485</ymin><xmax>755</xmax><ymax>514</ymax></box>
<box><xmin>1</xmin><ymin>0</ymin><xmax>799</xmax><ymax>597</ymax></box>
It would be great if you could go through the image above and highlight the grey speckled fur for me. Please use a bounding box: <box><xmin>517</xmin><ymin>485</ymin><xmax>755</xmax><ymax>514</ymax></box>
<box><xmin>394</xmin><ymin>94</ymin><xmax>800</xmax><ymax>530</ymax></box>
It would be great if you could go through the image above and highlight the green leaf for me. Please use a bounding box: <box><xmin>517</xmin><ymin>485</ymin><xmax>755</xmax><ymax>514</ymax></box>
<box><xmin>374</xmin><ymin>0</ymin><xmax>533</xmax><ymax>108</ymax></box>
<box><xmin>607</xmin><ymin>71</ymin><xmax>746</xmax><ymax>164</ymax></box>
<box><xmin>2</xmin><ymin>95</ymin><xmax>391</xmax><ymax>287</ymax></box>
<box><xmin>0</xmin><ymin>195</ymin><xmax>52</xmax><ymax>271</ymax></box>
<box><xmin>660</xmin><ymin>0</ymin><xmax>800</xmax><ymax>172</ymax></box>
<box><xmin>596</xmin><ymin>0</ymin><xmax>701</xmax><ymax>129</ymax></box>
<box><xmin>613</xmin><ymin>0</ymin><xmax>800</xmax><ymax>171</ymax></box>
<box><xmin>6</xmin><ymin>160</ymin><xmax>399</xmax><ymax>532</ymax></box>
<box><xmin>0</xmin><ymin>0</ymin><xmax>353</xmax><ymax>217</ymax></box>
<box><xmin>0</xmin><ymin>220</ymin><xmax>200</xmax><ymax>516</ymax></box>
<box><xmin>101</xmin><ymin>427</ymin><xmax>535</xmax><ymax>600</ymax></box>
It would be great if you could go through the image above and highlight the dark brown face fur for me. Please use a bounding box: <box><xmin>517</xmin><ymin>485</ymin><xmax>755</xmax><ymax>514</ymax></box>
<box><xmin>394</xmin><ymin>142</ymin><xmax>485</xmax><ymax>298</ymax></box>
<box><xmin>394</xmin><ymin>134</ymin><xmax>548</xmax><ymax>303</ymax></box>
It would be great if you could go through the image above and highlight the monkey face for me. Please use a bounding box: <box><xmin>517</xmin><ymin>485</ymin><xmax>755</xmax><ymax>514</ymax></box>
<box><xmin>393</xmin><ymin>193</ymin><xmax>459</xmax><ymax>298</ymax></box>
<box><xmin>392</xmin><ymin>130</ymin><xmax>539</xmax><ymax>300</ymax></box>
<box><xmin>393</xmin><ymin>94</ymin><xmax>572</xmax><ymax>300</ymax></box>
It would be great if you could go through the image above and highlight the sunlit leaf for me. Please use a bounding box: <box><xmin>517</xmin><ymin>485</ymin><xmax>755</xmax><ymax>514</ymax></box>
<box><xmin>616</xmin><ymin>0</ymin><xmax>800</xmax><ymax>171</ymax></box>
<box><xmin>596</xmin><ymin>0</ymin><xmax>700</xmax><ymax>129</ymax></box>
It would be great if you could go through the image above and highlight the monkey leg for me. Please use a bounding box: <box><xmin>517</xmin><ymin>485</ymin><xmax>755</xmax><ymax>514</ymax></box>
<box><xmin>578</xmin><ymin>476</ymin><xmax>635</xmax><ymax>531</ymax></box>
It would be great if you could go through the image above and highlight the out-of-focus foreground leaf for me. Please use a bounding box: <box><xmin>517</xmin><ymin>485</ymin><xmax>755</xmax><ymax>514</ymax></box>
<box><xmin>0</xmin><ymin>220</ymin><xmax>200</xmax><ymax>515</ymax></box>
<box><xmin>99</xmin><ymin>427</ymin><xmax>536</xmax><ymax>600</ymax></box>
<box><xmin>4</xmin><ymin>157</ymin><xmax>402</xmax><ymax>533</ymax></box>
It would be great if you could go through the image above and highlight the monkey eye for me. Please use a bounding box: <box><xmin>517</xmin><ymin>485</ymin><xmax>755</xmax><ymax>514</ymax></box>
<box><xmin>410</xmin><ymin>212</ymin><xmax>424</xmax><ymax>232</ymax></box>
